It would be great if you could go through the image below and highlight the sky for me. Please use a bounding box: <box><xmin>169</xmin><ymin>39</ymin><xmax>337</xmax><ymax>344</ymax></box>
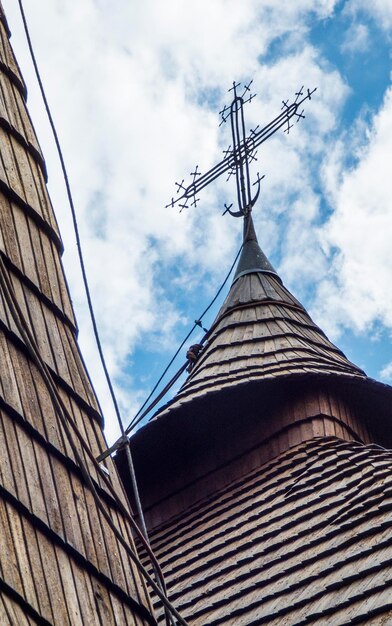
<box><xmin>2</xmin><ymin>0</ymin><xmax>392</xmax><ymax>444</ymax></box>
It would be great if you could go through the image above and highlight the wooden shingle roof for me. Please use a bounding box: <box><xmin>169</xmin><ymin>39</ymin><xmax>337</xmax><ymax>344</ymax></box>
<box><xmin>148</xmin><ymin>436</ymin><xmax>392</xmax><ymax>625</ymax></box>
<box><xmin>0</xmin><ymin>6</ymin><xmax>154</xmax><ymax>624</ymax></box>
<box><xmin>153</xmin><ymin>216</ymin><xmax>366</xmax><ymax>421</ymax></box>
<box><xmin>127</xmin><ymin>216</ymin><xmax>392</xmax><ymax>626</ymax></box>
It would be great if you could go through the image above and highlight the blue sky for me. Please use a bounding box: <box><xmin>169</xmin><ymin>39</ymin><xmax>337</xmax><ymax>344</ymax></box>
<box><xmin>3</xmin><ymin>0</ymin><xmax>392</xmax><ymax>442</ymax></box>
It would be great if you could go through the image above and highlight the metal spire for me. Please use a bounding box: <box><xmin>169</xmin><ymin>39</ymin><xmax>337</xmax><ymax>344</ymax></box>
<box><xmin>233</xmin><ymin>213</ymin><xmax>280</xmax><ymax>283</ymax></box>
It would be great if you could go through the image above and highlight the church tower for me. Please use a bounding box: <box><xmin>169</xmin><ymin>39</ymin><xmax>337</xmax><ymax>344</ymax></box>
<box><xmin>0</xmin><ymin>5</ymin><xmax>157</xmax><ymax>625</ymax></box>
<box><xmin>124</xmin><ymin>121</ymin><xmax>392</xmax><ymax>623</ymax></box>
<box><xmin>127</xmin><ymin>211</ymin><xmax>392</xmax><ymax>624</ymax></box>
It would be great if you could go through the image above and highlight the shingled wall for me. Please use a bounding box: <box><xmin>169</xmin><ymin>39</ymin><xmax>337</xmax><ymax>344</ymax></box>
<box><xmin>0</xmin><ymin>7</ymin><xmax>155</xmax><ymax>625</ymax></box>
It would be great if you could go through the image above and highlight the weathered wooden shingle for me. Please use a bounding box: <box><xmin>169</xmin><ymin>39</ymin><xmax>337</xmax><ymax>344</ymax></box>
<box><xmin>153</xmin><ymin>217</ymin><xmax>366</xmax><ymax>422</ymax></box>
<box><xmin>147</xmin><ymin>437</ymin><xmax>392</xmax><ymax>625</ymax></box>
<box><xmin>128</xmin><ymin>215</ymin><xmax>392</xmax><ymax>624</ymax></box>
<box><xmin>0</xmin><ymin>6</ymin><xmax>155</xmax><ymax>624</ymax></box>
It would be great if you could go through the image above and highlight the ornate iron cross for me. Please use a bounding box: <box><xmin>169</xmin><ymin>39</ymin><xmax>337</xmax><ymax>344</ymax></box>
<box><xmin>166</xmin><ymin>81</ymin><xmax>316</xmax><ymax>217</ymax></box>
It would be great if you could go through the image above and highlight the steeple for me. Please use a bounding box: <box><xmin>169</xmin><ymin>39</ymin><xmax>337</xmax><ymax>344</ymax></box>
<box><xmin>0</xmin><ymin>6</ymin><xmax>155</xmax><ymax>624</ymax></box>
<box><xmin>150</xmin><ymin>213</ymin><xmax>369</xmax><ymax>423</ymax></box>
<box><xmin>128</xmin><ymin>212</ymin><xmax>392</xmax><ymax>525</ymax></box>
<box><xmin>125</xmin><ymin>213</ymin><xmax>392</xmax><ymax>625</ymax></box>
<box><xmin>121</xmin><ymin>82</ymin><xmax>392</xmax><ymax>625</ymax></box>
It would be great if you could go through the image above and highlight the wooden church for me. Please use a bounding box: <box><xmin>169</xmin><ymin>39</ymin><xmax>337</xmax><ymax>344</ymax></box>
<box><xmin>2</xmin><ymin>2</ymin><xmax>392</xmax><ymax>625</ymax></box>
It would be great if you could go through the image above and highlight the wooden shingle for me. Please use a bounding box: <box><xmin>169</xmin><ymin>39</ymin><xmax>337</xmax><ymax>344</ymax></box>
<box><xmin>0</xmin><ymin>6</ymin><xmax>155</xmax><ymax>625</ymax></box>
<box><xmin>153</xmin><ymin>218</ymin><xmax>368</xmax><ymax>423</ymax></box>
<box><xmin>126</xmin><ymin>216</ymin><xmax>392</xmax><ymax>626</ymax></box>
<box><xmin>147</xmin><ymin>438</ymin><xmax>392</xmax><ymax>625</ymax></box>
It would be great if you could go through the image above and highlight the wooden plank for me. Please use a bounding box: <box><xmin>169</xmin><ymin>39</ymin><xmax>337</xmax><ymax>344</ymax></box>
<box><xmin>33</xmin><ymin>525</ymin><xmax>71</xmax><ymax>625</ymax></box>
<box><xmin>54</xmin><ymin>321</ymin><xmax>89</xmax><ymax>401</ymax></box>
<box><xmin>0</xmin><ymin>594</ymin><xmax>14</xmax><ymax>626</ymax></box>
<box><xmin>69</xmin><ymin>470</ymin><xmax>99</xmax><ymax>566</ymax></box>
<box><xmin>56</xmin><ymin>389</ymin><xmax>101</xmax><ymax>485</ymax></box>
<box><xmin>32</xmin><ymin>439</ymin><xmax>64</xmax><ymax>537</ymax></box>
<box><xmin>1</xmin><ymin>129</ymin><xmax>26</xmax><ymax>199</ymax></box>
<box><xmin>0</xmin><ymin>331</ymin><xmax>23</xmax><ymax>414</ymax></box>
<box><xmin>109</xmin><ymin>508</ymin><xmax>134</xmax><ymax>599</ymax></box>
<box><xmin>108</xmin><ymin>593</ymin><xmax>128</xmax><ymax>626</ymax></box>
<box><xmin>70</xmin><ymin>561</ymin><xmax>104</xmax><ymax>626</ymax></box>
<box><xmin>11</xmin><ymin>202</ymin><xmax>40</xmax><ymax>285</ymax></box>
<box><xmin>11</xmin><ymin>415</ymin><xmax>48</xmax><ymax>523</ymax></box>
<box><xmin>65</xmin><ymin>331</ymin><xmax>100</xmax><ymax>408</ymax></box>
<box><xmin>82</xmin><ymin>483</ymin><xmax>113</xmax><ymax>581</ymax></box>
<box><xmin>49</xmin><ymin>454</ymin><xmax>85</xmax><ymax>553</ymax></box>
<box><xmin>44</xmin><ymin>304</ymin><xmax>72</xmax><ymax>382</ymax></box>
<box><xmin>0</xmin><ymin>285</ymin><xmax>19</xmax><ymax>337</ymax></box>
<box><xmin>27</xmin><ymin>351</ymin><xmax>75</xmax><ymax>461</ymax></box>
<box><xmin>117</xmin><ymin>514</ymin><xmax>151</xmax><ymax>615</ymax></box>
<box><xmin>20</xmin><ymin>282</ymin><xmax>55</xmax><ymax>370</ymax></box>
<box><xmin>0</xmin><ymin>499</ymin><xmax>23</xmax><ymax>597</ymax></box>
<box><xmin>0</xmin><ymin>593</ymin><xmax>34</xmax><ymax>626</ymax></box>
<box><xmin>0</xmin><ymin>195</ymin><xmax>21</xmax><ymax>267</ymax></box>
<box><xmin>2</xmin><ymin>412</ymin><xmax>30</xmax><ymax>509</ymax></box>
<box><xmin>0</xmin><ymin>71</ymin><xmax>19</xmax><ymax>131</ymax></box>
<box><xmin>8</xmin><ymin>266</ymin><xmax>32</xmax><ymax>325</ymax></box>
<box><xmin>25</xmin><ymin>149</ymin><xmax>58</xmax><ymax>234</ymax></box>
<box><xmin>10</xmin><ymin>80</ymin><xmax>42</xmax><ymax>154</ymax></box>
<box><xmin>11</xmin><ymin>137</ymin><xmax>40</xmax><ymax>215</ymax></box>
<box><xmin>0</xmin><ymin>22</ymin><xmax>25</xmax><ymax>88</ymax></box>
<box><xmin>70</xmin><ymin>399</ymin><xmax>105</xmax><ymax>471</ymax></box>
<box><xmin>7</xmin><ymin>502</ymin><xmax>40</xmax><ymax>613</ymax></box>
<box><xmin>51</xmin><ymin>241</ymin><xmax>76</xmax><ymax>326</ymax></box>
<box><xmin>38</xmin><ymin>231</ymin><xmax>63</xmax><ymax>312</ymax></box>
<box><xmin>54</xmin><ymin>545</ymin><xmax>84</xmax><ymax>626</ymax></box>
<box><xmin>0</xmin><ymin>410</ymin><xmax>15</xmax><ymax>493</ymax></box>
<box><xmin>92</xmin><ymin>580</ymin><xmax>117</xmax><ymax>626</ymax></box>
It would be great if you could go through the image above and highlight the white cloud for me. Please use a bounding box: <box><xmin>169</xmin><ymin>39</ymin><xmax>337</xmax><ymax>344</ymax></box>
<box><xmin>3</xmin><ymin>0</ymin><xmax>350</xmax><ymax>442</ymax></box>
<box><xmin>314</xmin><ymin>86</ymin><xmax>392</xmax><ymax>339</ymax></box>
<box><xmin>341</xmin><ymin>23</ymin><xmax>370</xmax><ymax>54</ymax></box>
<box><xmin>380</xmin><ymin>361</ymin><xmax>392</xmax><ymax>382</ymax></box>
<box><xmin>345</xmin><ymin>0</ymin><xmax>392</xmax><ymax>33</ymax></box>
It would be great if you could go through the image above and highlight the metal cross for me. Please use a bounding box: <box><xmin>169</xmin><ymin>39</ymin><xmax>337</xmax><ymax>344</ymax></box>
<box><xmin>166</xmin><ymin>82</ymin><xmax>317</xmax><ymax>217</ymax></box>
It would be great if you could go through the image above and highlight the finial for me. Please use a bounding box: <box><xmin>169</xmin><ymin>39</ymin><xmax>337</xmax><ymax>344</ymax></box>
<box><xmin>165</xmin><ymin>82</ymin><xmax>317</xmax><ymax>224</ymax></box>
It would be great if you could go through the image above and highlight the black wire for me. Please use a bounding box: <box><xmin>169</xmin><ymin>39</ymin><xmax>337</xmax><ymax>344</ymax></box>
<box><xmin>126</xmin><ymin>242</ymin><xmax>243</xmax><ymax>433</ymax></box>
<box><xmin>16</xmin><ymin>0</ymin><xmax>156</xmax><ymax>587</ymax></box>
<box><xmin>17</xmin><ymin>0</ymin><xmax>244</xmax><ymax>446</ymax></box>
<box><xmin>0</xmin><ymin>253</ymin><xmax>189</xmax><ymax>626</ymax></box>
<box><xmin>16</xmin><ymin>12</ymin><xmax>237</xmax><ymax>619</ymax></box>
<box><xmin>16</xmin><ymin>0</ymin><xmax>125</xmax><ymax>438</ymax></box>
<box><xmin>15</xmin><ymin>4</ymin><xmax>183</xmax><ymax>623</ymax></box>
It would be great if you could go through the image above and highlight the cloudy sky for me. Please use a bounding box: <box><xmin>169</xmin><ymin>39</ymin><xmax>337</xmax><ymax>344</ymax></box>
<box><xmin>3</xmin><ymin>0</ymin><xmax>392</xmax><ymax>443</ymax></box>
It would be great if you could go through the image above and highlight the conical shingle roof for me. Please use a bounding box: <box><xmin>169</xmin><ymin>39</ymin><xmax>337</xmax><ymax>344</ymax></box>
<box><xmin>153</xmin><ymin>214</ymin><xmax>366</xmax><ymax>421</ymax></box>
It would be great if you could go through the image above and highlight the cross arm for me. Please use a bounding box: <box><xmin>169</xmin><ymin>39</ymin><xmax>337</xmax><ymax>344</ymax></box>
<box><xmin>165</xmin><ymin>86</ymin><xmax>317</xmax><ymax>211</ymax></box>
